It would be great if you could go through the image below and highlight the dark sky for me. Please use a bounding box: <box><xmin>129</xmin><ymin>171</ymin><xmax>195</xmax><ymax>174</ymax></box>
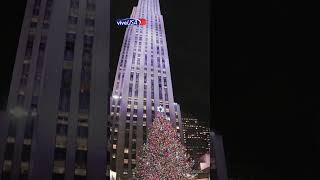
<box><xmin>214</xmin><ymin>0</ymin><xmax>319</xmax><ymax>179</ymax></box>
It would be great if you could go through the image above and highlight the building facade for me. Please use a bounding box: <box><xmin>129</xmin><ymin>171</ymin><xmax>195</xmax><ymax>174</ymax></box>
<box><xmin>0</xmin><ymin>0</ymin><xmax>110</xmax><ymax>180</ymax></box>
<box><xmin>211</xmin><ymin>132</ymin><xmax>228</xmax><ymax>180</ymax></box>
<box><xmin>108</xmin><ymin>0</ymin><xmax>183</xmax><ymax>179</ymax></box>
<box><xmin>181</xmin><ymin>115</ymin><xmax>210</xmax><ymax>175</ymax></box>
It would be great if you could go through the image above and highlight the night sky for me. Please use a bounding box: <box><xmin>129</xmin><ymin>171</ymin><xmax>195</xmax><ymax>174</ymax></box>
<box><xmin>214</xmin><ymin>0</ymin><xmax>319</xmax><ymax>179</ymax></box>
<box><xmin>0</xmin><ymin>0</ymin><xmax>319</xmax><ymax>179</ymax></box>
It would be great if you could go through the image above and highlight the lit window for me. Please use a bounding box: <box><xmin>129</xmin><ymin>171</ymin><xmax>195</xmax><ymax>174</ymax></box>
<box><xmin>112</xmin><ymin>144</ymin><xmax>117</xmax><ymax>149</ymax></box>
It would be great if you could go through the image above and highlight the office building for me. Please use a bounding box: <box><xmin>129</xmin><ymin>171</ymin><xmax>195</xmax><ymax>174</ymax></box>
<box><xmin>181</xmin><ymin>115</ymin><xmax>210</xmax><ymax>178</ymax></box>
<box><xmin>0</xmin><ymin>0</ymin><xmax>110</xmax><ymax>179</ymax></box>
<box><xmin>108</xmin><ymin>0</ymin><xmax>183</xmax><ymax>178</ymax></box>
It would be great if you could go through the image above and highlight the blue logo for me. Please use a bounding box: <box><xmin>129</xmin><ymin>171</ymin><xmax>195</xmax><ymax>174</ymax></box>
<box><xmin>116</xmin><ymin>18</ymin><xmax>147</xmax><ymax>26</ymax></box>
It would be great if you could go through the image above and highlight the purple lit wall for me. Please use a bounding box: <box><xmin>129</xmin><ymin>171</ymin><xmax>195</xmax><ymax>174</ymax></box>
<box><xmin>108</xmin><ymin>0</ymin><xmax>183</xmax><ymax>178</ymax></box>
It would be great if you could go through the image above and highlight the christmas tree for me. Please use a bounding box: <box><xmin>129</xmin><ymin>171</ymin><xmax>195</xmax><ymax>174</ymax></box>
<box><xmin>135</xmin><ymin>107</ymin><xmax>195</xmax><ymax>179</ymax></box>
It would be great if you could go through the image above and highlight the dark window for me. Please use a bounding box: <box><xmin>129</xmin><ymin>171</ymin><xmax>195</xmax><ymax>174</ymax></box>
<box><xmin>32</xmin><ymin>4</ymin><xmax>40</xmax><ymax>16</ymax></box>
<box><xmin>144</xmin><ymin>54</ymin><xmax>147</xmax><ymax>65</ymax></box>
<box><xmin>68</xmin><ymin>16</ymin><xmax>78</xmax><ymax>25</ymax></box>
<box><xmin>4</xmin><ymin>143</ymin><xmax>14</xmax><ymax>160</ymax></box>
<box><xmin>2</xmin><ymin>172</ymin><xmax>11</xmax><ymax>180</ymax></box>
<box><xmin>74</xmin><ymin>175</ymin><xmax>86</xmax><ymax>180</ymax></box>
<box><xmin>70</xmin><ymin>0</ymin><xmax>80</xmax><ymax>9</ymax></box>
<box><xmin>79</xmin><ymin>35</ymin><xmax>92</xmax><ymax>113</ymax></box>
<box><xmin>83</xmin><ymin>35</ymin><xmax>94</xmax><ymax>48</ymax></box>
<box><xmin>64</xmin><ymin>33</ymin><xmax>76</xmax><ymax>61</ymax></box>
<box><xmin>24</xmin><ymin>118</ymin><xmax>34</xmax><ymax>139</ymax></box>
<box><xmin>8</xmin><ymin>121</ymin><xmax>16</xmax><ymax>137</ymax></box>
<box><xmin>30</xmin><ymin>21</ymin><xmax>37</xmax><ymax>28</ymax></box>
<box><xmin>77</xmin><ymin>126</ymin><xmax>88</xmax><ymax>138</ymax></box>
<box><xmin>165</xmin><ymin>89</ymin><xmax>169</xmax><ymax>101</ymax></box>
<box><xmin>56</xmin><ymin>124</ymin><xmax>68</xmax><ymax>136</ymax></box>
<box><xmin>22</xmin><ymin>63</ymin><xmax>30</xmax><ymax>77</ymax></box>
<box><xmin>86</xmin><ymin>0</ymin><xmax>96</xmax><ymax>11</ymax></box>
<box><xmin>75</xmin><ymin>150</ymin><xmax>87</xmax><ymax>169</ymax></box>
<box><xmin>43</xmin><ymin>22</ymin><xmax>49</xmax><ymax>29</ymax></box>
<box><xmin>17</xmin><ymin>95</ymin><xmax>25</xmax><ymax>105</ymax></box>
<box><xmin>163</xmin><ymin>77</ymin><xmax>167</xmax><ymax>86</ymax></box>
<box><xmin>30</xmin><ymin>95</ymin><xmax>38</xmax><ymax>109</ymax></box>
<box><xmin>54</xmin><ymin>148</ymin><xmax>66</xmax><ymax>160</ymax></box>
<box><xmin>133</xmin><ymin>117</ymin><xmax>137</xmax><ymax>122</ymax></box>
<box><xmin>132</xmin><ymin>153</ymin><xmax>136</xmax><ymax>159</ymax></box>
<box><xmin>132</xmin><ymin>130</ymin><xmax>137</xmax><ymax>139</ymax></box>
<box><xmin>85</xmin><ymin>18</ymin><xmax>95</xmax><ymax>27</ymax></box>
<box><xmin>128</xmin><ymin>83</ymin><xmax>133</xmax><ymax>97</ymax></box>
<box><xmin>144</xmin><ymin>90</ymin><xmax>147</xmax><ymax>98</ymax></box>
<box><xmin>58</xmin><ymin>69</ymin><xmax>72</xmax><ymax>112</ymax></box>
<box><xmin>20</xmin><ymin>173</ymin><xmax>28</xmax><ymax>180</ymax></box>
<box><xmin>130</xmin><ymin>72</ymin><xmax>134</xmax><ymax>81</ymax></box>
<box><xmin>44</xmin><ymin>0</ymin><xmax>54</xmax><ymax>21</ymax></box>
<box><xmin>25</xmin><ymin>35</ymin><xmax>34</xmax><ymax>59</ymax></box>
<box><xmin>125</xmin><ymin>132</ymin><xmax>129</xmax><ymax>146</ymax></box>
<box><xmin>151</xmin><ymin>80</ymin><xmax>154</xmax><ymax>99</ymax></box>
<box><xmin>134</xmin><ymin>83</ymin><xmax>138</xmax><ymax>97</ymax></box>
<box><xmin>52</xmin><ymin>173</ymin><xmax>65</xmax><ymax>180</ymax></box>
<box><xmin>21</xmin><ymin>144</ymin><xmax>31</xmax><ymax>162</ymax></box>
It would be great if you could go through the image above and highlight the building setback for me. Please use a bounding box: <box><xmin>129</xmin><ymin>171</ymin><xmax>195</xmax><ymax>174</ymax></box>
<box><xmin>0</xmin><ymin>0</ymin><xmax>110</xmax><ymax>180</ymax></box>
<box><xmin>108</xmin><ymin>0</ymin><xmax>183</xmax><ymax>179</ymax></box>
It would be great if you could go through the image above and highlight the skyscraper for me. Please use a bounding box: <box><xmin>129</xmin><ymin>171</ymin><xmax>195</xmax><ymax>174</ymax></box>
<box><xmin>108</xmin><ymin>0</ymin><xmax>183</xmax><ymax>178</ymax></box>
<box><xmin>181</xmin><ymin>115</ymin><xmax>210</xmax><ymax>176</ymax></box>
<box><xmin>0</xmin><ymin>0</ymin><xmax>110</xmax><ymax>180</ymax></box>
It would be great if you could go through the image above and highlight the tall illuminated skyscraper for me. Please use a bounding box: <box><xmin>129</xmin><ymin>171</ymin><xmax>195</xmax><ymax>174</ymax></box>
<box><xmin>0</xmin><ymin>0</ymin><xmax>110</xmax><ymax>180</ymax></box>
<box><xmin>108</xmin><ymin>0</ymin><xmax>183</xmax><ymax>178</ymax></box>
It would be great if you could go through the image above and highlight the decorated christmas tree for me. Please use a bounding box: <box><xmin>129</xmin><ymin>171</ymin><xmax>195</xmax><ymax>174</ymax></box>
<box><xmin>135</xmin><ymin>106</ymin><xmax>196</xmax><ymax>179</ymax></box>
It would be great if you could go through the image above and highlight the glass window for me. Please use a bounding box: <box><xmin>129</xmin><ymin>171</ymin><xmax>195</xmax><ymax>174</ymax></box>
<box><xmin>85</xmin><ymin>18</ymin><xmax>95</xmax><ymax>27</ymax></box>
<box><xmin>56</xmin><ymin>124</ymin><xmax>68</xmax><ymax>136</ymax></box>
<box><xmin>75</xmin><ymin>150</ymin><xmax>87</xmax><ymax>169</ymax></box>
<box><xmin>71</xmin><ymin>0</ymin><xmax>80</xmax><ymax>9</ymax></box>
<box><xmin>68</xmin><ymin>16</ymin><xmax>78</xmax><ymax>25</ymax></box>
<box><xmin>21</xmin><ymin>144</ymin><xmax>31</xmax><ymax>162</ymax></box>
<box><xmin>128</xmin><ymin>83</ymin><xmax>133</xmax><ymax>97</ymax></box>
<box><xmin>4</xmin><ymin>143</ymin><xmax>14</xmax><ymax>160</ymax></box>
<box><xmin>64</xmin><ymin>33</ymin><xmax>76</xmax><ymax>61</ymax></box>
<box><xmin>25</xmin><ymin>34</ymin><xmax>34</xmax><ymax>59</ymax></box>
<box><xmin>77</xmin><ymin>126</ymin><xmax>88</xmax><ymax>138</ymax></box>
<box><xmin>54</xmin><ymin>147</ymin><xmax>66</xmax><ymax>161</ymax></box>
<box><xmin>58</xmin><ymin>69</ymin><xmax>73</xmax><ymax>112</ymax></box>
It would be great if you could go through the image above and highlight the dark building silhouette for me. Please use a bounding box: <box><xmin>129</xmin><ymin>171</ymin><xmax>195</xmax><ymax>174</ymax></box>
<box><xmin>211</xmin><ymin>132</ymin><xmax>228</xmax><ymax>180</ymax></box>
<box><xmin>0</xmin><ymin>0</ymin><xmax>110</xmax><ymax>179</ymax></box>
